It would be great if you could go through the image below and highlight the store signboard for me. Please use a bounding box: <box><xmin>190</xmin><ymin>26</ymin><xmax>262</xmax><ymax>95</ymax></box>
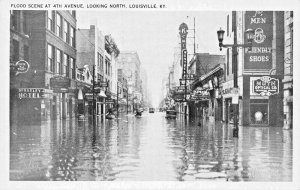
<box><xmin>50</xmin><ymin>76</ymin><xmax>71</xmax><ymax>89</ymax></box>
<box><xmin>244</xmin><ymin>11</ymin><xmax>273</xmax><ymax>71</ymax></box>
<box><xmin>250</xmin><ymin>76</ymin><xmax>279</xmax><ymax>96</ymax></box>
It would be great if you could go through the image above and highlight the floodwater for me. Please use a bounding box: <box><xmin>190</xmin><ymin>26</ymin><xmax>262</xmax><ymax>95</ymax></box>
<box><xmin>10</xmin><ymin>112</ymin><xmax>292</xmax><ymax>181</ymax></box>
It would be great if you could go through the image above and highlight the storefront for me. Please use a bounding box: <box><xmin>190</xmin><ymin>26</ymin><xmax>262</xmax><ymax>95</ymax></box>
<box><xmin>16</xmin><ymin>88</ymin><xmax>53</xmax><ymax>124</ymax></box>
<box><xmin>242</xmin><ymin>75</ymin><xmax>283</xmax><ymax>126</ymax></box>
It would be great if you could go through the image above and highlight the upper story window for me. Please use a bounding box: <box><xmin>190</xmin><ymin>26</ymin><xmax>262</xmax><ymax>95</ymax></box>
<box><xmin>47</xmin><ymin>44</ymin><xmax>55</xmax><ymax>72</ymax></box>
<box><xmin>24</xmin><ymin>45</ymin><xmax>29</xmax><ymax>62</ymax></box>
<box><xmin>63</xmin><ymin>53</ymin><xmax>69</xmax><ymax>77</ymax></box>
<box><xmin>12</xmin><ymin>40</ymin><xmax>19</xmax><ymax>62</ymax></box>
<box><xmin>70</xmin><ymin>26</ymin><xmax>75</xmax><ymax>47</ymax></box>
<box><xmin>10</xmin><ymin>10</ymin><xmax>20</xmax><ymax>31</ymax></box>
<box><xmin>47</xmin><ymin>10</ymin><xmax>55</xmax><ymax>32</ymax></box>
<box><xmin>56</xmin><ymin>49</ymin><xmax>62</xmax><ymax>74</ymax></box>
<box><xmin>105</xmin><ymin>59</ymin><xmax>108</xmax><ymax>75</ymax></box>
<box><xmin>71</xmin><ymin>11</ymin><xmax>76</xmax><ymax>18</ymax></box>
<box><xmin>23</xmin><ymin>12</ymin><xmax>29</xmax><ymax>35</ymax></box>
<box><xmin>64</xmin><ymin>20</ymin><xmax>70</xmax><ymax>43</ymax></box>
<box><xmin>100</xmin><ymin>54</ymin><xmax>104</xmax><ymax>71</ymax></box>
<box><xmin>56</xmin><ymin>13</ymin><xmax>62</xmax><ymax>37</ymax></box>
<box><xmin>70</xmin><ymin>57</ymin><xmax>75</xmax><ymax>79</ymax></box>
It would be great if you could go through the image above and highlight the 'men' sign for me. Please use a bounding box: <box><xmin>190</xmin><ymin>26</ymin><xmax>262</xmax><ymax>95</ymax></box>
<box><xmin>244</xmin><ymin>11</ymin><xmax>273</xmax><ymax>71</ymax></box>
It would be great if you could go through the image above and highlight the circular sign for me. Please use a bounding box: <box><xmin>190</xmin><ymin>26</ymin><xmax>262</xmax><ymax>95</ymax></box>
<box><xmin>16</xmin><ymin>60</ymin><xmax>30</xmax><ymax>74</ymax></box>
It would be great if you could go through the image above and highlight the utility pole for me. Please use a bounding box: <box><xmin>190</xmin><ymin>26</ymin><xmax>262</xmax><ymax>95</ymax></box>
<box><xmin>117</xmin><ymin>82</ymin><xmax>119</xmax><ymax>117</ymax></box>
<box><xmin>232</xmin><ymin>11</ymin><xmax>239</xmax><ymax>137</ymax></box>
<box><xmin>92</xmin><ymin>64</ymin><xmax>95</xmax><ymax>124</ymax></box>
<box><xmin>126</xmin><ymin>89</ymin><xmax>128</xmax><ymax>114</ymax></box>
<box><xmin>193</xmin><ymin>17</ymin><xmax>196</xmax><ymax>54</ymax></box>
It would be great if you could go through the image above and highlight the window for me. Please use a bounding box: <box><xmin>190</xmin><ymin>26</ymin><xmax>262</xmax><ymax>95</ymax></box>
<box><xmin>47</xmin><ymin>10</ymin><xmax>54</xmax><ymax>32</ymax></box>
<box><xmin>70</xmin><ymin>26</ymin><xmax>75</xmax><ymax>47</ymax></box>
<box><xmin>11</xmin><ymin>11</ymin><xmax>20</xmax><ymax>31</ymax></box>
<box><xmin>70</xmin><ymin>57</ymin><xmax>75</xmax><ymax>79</ymax></box>
<box><xmin>71</xmin><ymin>11</ymin><xmax>76</xmax><ymax>17</ymax></box>
<box><xmin>47</xmin><ymin>44</ymin><xmax>55</xmax><ymax>72</ymax></box>
<box><xmin>64</xmin><ymin>20</ymin><xmax>70</xmax><ymax>43</ymax></box>
<box><xmin>12</xmin><ymin>40</ymin><xmax>19</xmax><ymax>62</ymax></box>
<box><xmin>105</xmin><ymin>59</ymin><xmax>108</xmax><ymax>74</ymax></box>
<box><xmin>56</xmin><ymin>13</ymin><xmax>62</xmax><ymax>37</ymax></box>
<box><xmin>24</xmin><ymin>45</ymin><xmax>29</xmax><ymax>61</ymax></box>
<box><xmin>23</xmin><ymin>12</ymin><xmax>28</xmax><ymax>35</ymax></box>
<box><xmin>100</xmin><ymin>54</ymin><xmax>104</xmax><ymax>71</ymax></box>
<box><xmin>56</xmin><ymin>49</ymin><xmax>62</xmax><ymax>74</ymax></box>
<box><xmin>64</xmin><ymin>54</ymin><xmax>69</xmax><ymax>77</ymax></box>
<box><xmin>290</xmin><ymin>23</ymin><xmax>293</xmax><ymax>63</ymax></box>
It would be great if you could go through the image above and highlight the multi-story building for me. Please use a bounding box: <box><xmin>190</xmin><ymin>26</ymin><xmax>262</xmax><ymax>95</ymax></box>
<box><xmin>77</xmin><ymin>25</ymin><xmax>107</xmax><ymax>117</ymax></box>
<box><xmin>283</xmin><ymin>11</ymin><xmax>293</xmax><ymax>129</ymax></box>
<box><xmin>117</xmin><ymin>69</ymin><xmax>129</xmax><ymax>112</ymax></box>
<box><xmin>10</xmin><ymin>10</ymin><xmax>78</xmax><ymax>123</ymax></box>
<box><xmin>104</xmin><ymin>35</ymin><xmax>120</xmax><ymax>111</ymax></box>
<box><xmin>222</xmin><ymin>11</ymin><xmax>284</xmax><ymax>127</ymax></box>
<box><xmin>116</xmin><ymin>51</ymin><xmax>143</xmax><ymax>110</ymax></box>
<box><xmin>10</xmin><ymin>10</ymin><xmax>31</xmax><ymax>124</ymax></box>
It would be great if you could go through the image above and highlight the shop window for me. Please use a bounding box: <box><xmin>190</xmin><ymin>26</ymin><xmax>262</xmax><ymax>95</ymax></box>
<box><xmin>250</xmin><ymin>99</ymin><xmax>269</xmax><ymax>125</ymax></box>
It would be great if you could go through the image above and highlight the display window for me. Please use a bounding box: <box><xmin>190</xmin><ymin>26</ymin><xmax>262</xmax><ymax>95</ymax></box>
<box><xmin>250</xmin><ymin>99</ymin><xmax>269</xmax><ymax>125</ymax></box>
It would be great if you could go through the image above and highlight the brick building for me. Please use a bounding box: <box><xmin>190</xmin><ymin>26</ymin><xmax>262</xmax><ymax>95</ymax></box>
<box><xmin>10</xmin><ymin>10</ymin><xmax>77</xmax><ymax>123</ymax></box>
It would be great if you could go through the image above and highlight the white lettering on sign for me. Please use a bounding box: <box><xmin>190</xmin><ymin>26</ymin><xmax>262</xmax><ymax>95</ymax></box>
<box><xmin>251</xmin><ymin>17</ymin><xmax>266</xmax><ymax>24</ymax></box>
<box><xmin>249</xmin><ymin>56</ymin><xmax>270</xmax><ymax>62</ymax></box>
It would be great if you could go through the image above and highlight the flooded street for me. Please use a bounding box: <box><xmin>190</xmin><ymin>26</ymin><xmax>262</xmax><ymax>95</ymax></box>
<box><xmin>10</xmin><ymin>112</ymin><xmax>292</xmax><ymax>181</ymax></box>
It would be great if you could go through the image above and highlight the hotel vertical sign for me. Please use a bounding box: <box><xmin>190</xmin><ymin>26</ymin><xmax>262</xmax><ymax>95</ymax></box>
<box><xmin>244</xmin><ymin>11</ymin><xmax>273</xmax><ymax>71</ymax></box>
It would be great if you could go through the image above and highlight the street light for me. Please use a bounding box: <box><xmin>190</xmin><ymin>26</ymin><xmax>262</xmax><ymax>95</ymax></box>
<box><xmin>217</xmin><ymin>18</ymin><xmax>254</xmax><ymax>138</ymax></box>
<box><xmin>217</xmin><ymin>28</ymin><xmax>254</xmax><ymax>51</ymax></box>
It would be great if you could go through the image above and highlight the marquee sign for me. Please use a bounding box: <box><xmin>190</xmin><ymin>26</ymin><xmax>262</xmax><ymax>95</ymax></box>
<box><xmin>250</xmin><ymin>76</ymin><xmax>279</xmax><ymax>96</ymax></box>
<box><xmin>244</xmin><ymin>11</ymin><xmax>273</xmax><ymax>71</ymax></box>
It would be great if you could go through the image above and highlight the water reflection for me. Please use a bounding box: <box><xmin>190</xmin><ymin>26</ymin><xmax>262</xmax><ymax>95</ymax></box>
<box><xmin>10</xmin><ymin>113</ymin><xmax>292</xmax><ymax>181</ymax></box>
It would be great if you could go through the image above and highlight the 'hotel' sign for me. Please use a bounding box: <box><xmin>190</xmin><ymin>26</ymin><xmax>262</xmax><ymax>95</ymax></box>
<box><xmin>18</xmin><ymin>88</ymin><xmax>45</xmax><ymax>99</ymax></box>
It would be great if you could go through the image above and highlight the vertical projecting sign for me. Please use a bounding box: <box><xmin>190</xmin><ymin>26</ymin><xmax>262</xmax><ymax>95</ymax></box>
<box><xmin>179</xmin><ymin>23</ymin><xmax>188</xmax><ymax>67</ymax></box>
<box><xmin>244</xmin><ymin>11</ymin><xmax>273</xmax><ymax>71</ymax></box>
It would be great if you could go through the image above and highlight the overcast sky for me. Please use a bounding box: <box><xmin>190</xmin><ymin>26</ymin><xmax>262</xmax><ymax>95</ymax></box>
<box><xmin>77</xmin><ymin>11</ymin><xmax>229</xmax><ymax>106</ymax></box>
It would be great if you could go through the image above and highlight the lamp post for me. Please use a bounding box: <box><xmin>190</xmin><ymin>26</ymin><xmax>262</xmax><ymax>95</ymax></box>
<box><xmin>217</xmin><ymin>12</ymin><xmax>254</xmax><ymax>138</ymax></box>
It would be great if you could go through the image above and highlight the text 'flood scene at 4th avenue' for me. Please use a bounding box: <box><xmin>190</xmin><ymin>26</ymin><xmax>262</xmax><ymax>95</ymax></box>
<box><xmin>9</xmin><ymin>11</ymin><xmax>293</xmax><ymax>181</ymax></box>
